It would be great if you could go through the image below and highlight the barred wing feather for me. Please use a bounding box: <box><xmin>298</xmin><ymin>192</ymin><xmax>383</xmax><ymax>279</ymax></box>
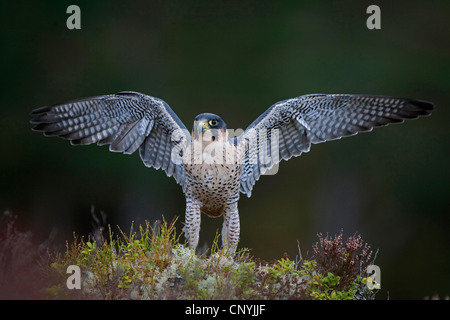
<box><xmin>30</xmin><ymin>91</ymin><xmax>189</xmax><ymax>187</ymax></box>
<box><xmin>238</xmin><ymin>94</ymin><xmax>434</xmax><ymax>197</ymax></box>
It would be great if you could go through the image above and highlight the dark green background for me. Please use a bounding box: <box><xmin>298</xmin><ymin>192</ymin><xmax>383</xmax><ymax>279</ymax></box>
<box><xmin>1</xmin><ymin>0</ymin><xmax>448</xmax><ymax>299</ymax></box>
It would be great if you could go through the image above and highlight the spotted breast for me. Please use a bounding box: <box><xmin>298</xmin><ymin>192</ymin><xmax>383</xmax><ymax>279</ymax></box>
<box><xmin>184</xmin><ymin>139</ymin><xmax>242</xmax><ymax>217</ymax></box>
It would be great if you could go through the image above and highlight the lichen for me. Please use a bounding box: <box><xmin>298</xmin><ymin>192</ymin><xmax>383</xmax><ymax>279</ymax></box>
<box><xmin>40</xmin><ymin>217</ymin><xmax>378</xmax><ymax>300</ymax></box>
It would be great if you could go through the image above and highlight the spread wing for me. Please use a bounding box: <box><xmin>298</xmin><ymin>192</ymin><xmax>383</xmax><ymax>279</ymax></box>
<box><xmin>30</xmin><ymin>91</ymin><xmax>190</xmax><ymax>187</ymax></box>
<box><xmin>238</xmin><ymin>94</ymin><xmax>434</xmax><ymax>197</ymax></box>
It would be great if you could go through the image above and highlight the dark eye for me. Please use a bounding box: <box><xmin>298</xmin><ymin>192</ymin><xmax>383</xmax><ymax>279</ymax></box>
<box><xmin>209</xmin><ymin>119</ymin><xmax>218</xmax><ymax>126</ymax></box>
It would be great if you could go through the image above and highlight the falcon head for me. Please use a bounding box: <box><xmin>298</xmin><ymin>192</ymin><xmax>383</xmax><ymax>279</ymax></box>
<box><xmin>193</xmin><ymin>113</ymin><xmax>227</xmax><ymax>141</ymax></box>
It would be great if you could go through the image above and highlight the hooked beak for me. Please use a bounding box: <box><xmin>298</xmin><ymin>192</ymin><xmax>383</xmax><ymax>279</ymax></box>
<box><xmin>193</xmin><ymin>120</ymin><xmax>209</xmax><ymax>139</ymax></box>
<box><xmin>197</xmin><ymin>120</ymin><xmax>209</xmax><ymax>133</ymax></box>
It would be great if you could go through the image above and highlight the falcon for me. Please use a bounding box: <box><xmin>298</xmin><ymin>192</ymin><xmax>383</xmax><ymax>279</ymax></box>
<box><xmin>30</xmin><ymin>92</ymin><xmax>434</xmax><ymax>253</ymax></box>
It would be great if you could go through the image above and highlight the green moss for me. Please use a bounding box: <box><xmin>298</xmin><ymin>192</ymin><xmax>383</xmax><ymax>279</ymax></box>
<box><xmin>45</xmin><ymin>217</ymin><xmax>377</xmax><ymax>300</ymax></box>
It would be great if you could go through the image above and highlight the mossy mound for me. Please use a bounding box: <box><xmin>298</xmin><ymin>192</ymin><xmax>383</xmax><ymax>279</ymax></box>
<box><xmin>45</xmin><ymin>218</ymin><xmax>378</xmax><ymax>300</ymax></box>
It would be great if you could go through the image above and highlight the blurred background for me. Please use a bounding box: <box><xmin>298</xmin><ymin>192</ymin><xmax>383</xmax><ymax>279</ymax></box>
<box><xmin>0</xmin><ymin>0</ymin><xmax>448</xmax><ymax>299</ymax></box>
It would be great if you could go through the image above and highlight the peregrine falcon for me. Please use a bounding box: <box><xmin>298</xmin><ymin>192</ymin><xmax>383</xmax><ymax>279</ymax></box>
<box><xmin>30</xmin><ymin>92</ymin><xmax>434</xmax><ymax>252</ymax></box>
